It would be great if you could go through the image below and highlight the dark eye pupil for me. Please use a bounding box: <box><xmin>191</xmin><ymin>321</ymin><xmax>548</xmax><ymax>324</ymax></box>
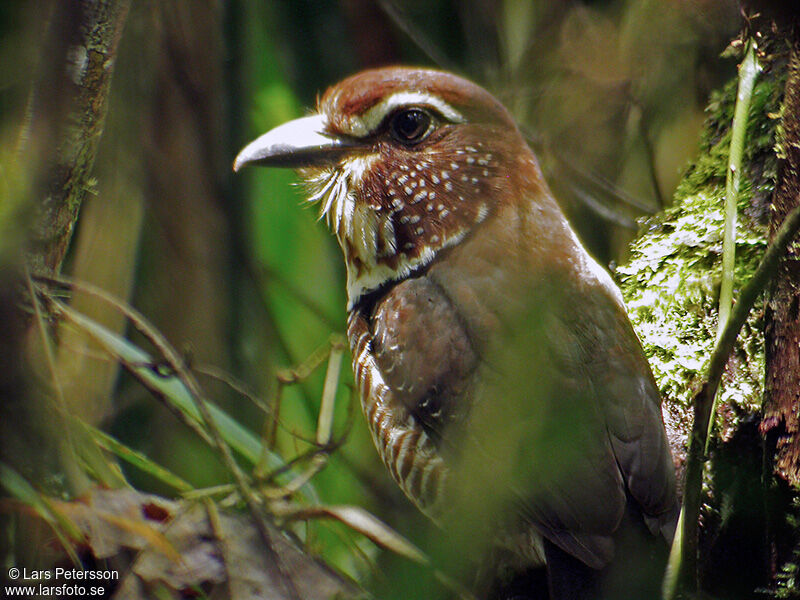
<box><xmin>392</xmin><ymin>109</ymin><xmax>430</xmax><ymax>143</ymax></box>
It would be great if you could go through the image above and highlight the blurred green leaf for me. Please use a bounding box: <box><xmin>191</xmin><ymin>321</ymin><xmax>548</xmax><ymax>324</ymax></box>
<box><xmin>87</xmin><ymin>425</ymin><xmax>193</xmax><ymax>494</ymax></box>
<box><xmin>0</xmin><ymin>463</ymin><xmax>82</xmax><ymax>564</ymax></box>
<box><xmin>57</xmin><ymin>302</ymin><xmax>317</xmax><ymax>503</ymax></box>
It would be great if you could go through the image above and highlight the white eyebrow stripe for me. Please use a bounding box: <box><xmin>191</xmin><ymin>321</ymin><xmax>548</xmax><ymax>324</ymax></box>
<box><xmin>342</xmin><ymin>91</ymin><xmax>465</xmax><ymax>137</ymax></box>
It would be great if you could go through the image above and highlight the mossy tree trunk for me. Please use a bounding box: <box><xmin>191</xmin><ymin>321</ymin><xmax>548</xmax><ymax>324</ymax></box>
<box><xmin>23</xmin><ymin>0</ymin><xmax>131</xmax><ymax>275</ymax></box>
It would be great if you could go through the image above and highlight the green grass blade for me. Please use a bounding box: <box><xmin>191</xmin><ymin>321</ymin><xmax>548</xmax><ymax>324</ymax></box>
<box><xmin>60</xmin><ymin>304</ymin><xmax>315</xmax><ymax>501</ymax></box>
<box><xmin>86</xmin><ymin>426</ymin><xmax>194</xmax><ymax>493</ymax></box>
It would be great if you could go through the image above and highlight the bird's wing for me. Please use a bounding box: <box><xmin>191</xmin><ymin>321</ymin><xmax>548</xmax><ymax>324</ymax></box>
<box><xmin>547</xmin><ymin>286</ymin><xmax>678</xmax><ymax>537</ymax></box>
<box><xmin>366</xmin><ymin>273</ymin><xmax>626</xmax><ymax>568</ymax></box>
<box><xmin>461</xmin><ymin>281</ymin><xmax>676</xmax><ymax>569</ymax></box>
<box><xmin>366</xmin><ymin>247</ymin><xmax>676</xmax><ymax>570</ymax></box>
<box><xmin>444</xmin><ymin>290</ymin><xmax>629</xmax><ymax>569</ymax></box>
<box><xmin>583</xmin><ymin>293</ymin><xmax>678</xmax><ymax>534</ymax></box>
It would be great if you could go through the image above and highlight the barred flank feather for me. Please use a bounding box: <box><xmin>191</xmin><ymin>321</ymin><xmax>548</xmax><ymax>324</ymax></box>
<box><xmin>347</xmin><ymin>310</ymin><xmax>447</xmax><ymax>516</ymax></box>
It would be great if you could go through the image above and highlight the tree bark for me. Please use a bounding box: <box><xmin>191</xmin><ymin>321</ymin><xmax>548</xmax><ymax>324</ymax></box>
<box><xmin>763</xmin><ymin>18</ymin><xmax>800</xmax><ymax>485</ymax></box>
<box><xmin>23</xmin><ymin>0</ymin><xmax>130</xmax><ymax>275</ymax></box>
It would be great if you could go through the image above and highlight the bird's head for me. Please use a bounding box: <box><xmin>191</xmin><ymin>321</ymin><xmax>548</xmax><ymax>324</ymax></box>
<box><xmin>234</xmin><ymin>67</ymin><xmax>539</xmax><ymax>308</ymax></box>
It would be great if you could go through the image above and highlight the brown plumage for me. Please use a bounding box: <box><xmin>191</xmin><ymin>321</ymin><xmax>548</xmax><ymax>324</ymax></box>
<box><xmin>235</xmin><ymin>66</ymin><xmax>678</xmax><ymax>598</ymax></box>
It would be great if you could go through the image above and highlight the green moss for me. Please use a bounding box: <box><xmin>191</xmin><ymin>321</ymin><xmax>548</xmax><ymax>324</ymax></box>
<box><xmin>616</xmin><ymin>61</ymin><xmax>784</xmax><ymax>421</ymax></box>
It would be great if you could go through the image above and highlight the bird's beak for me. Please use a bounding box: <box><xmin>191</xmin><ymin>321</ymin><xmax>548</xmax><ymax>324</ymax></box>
<box><xmin>233</xmin><ymin>114</ymin><xmax>359</xmax><ymax>171</ymax></box>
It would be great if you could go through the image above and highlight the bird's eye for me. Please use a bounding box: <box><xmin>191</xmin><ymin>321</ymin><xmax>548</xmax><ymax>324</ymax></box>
<box><xmin>389</xmin><ymin>108</ymin><xmax>433</xmax><ymax>144</ymax></box>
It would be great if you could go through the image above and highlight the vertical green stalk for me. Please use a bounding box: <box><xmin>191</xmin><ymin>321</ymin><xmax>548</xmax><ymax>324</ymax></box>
<box><xmin>664</xmin><ymin>40</ymin><xmax>760</xmax><ymax>600</ymax></box>
<box><xmin>718</xmin><ymin>40</ymin><xmax>759</xmax><ymax>337</ymax></box>
<box><xmin>709</xmin><ymin>40</ymin><xmax>759</xmax><ymax>449</ymax></box>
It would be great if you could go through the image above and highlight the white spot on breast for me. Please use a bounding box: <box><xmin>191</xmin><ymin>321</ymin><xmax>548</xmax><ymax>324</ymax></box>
<box><xmin>345</xmin><ymin>155</ymin><xmax>380</xmax><ymax>184</ymax></box>
<box><xmin>466</xmin><ymin>157</ymin><xmax>475</xmax><ymax>164</ymax></box>
<box><xmin>450</xmin><ymin>162</ymin><xmax>459</xmax><ymax>170</ymax></box>
<box><xmin>413</xmin><ymin>190</ymin><xmax>428</xmax><ymax>203</ymax></box>
<box><xmin>444</xmin><ymin>182</ymin><xmax>453</xmax><ymax>191</ymax></box>
<box><xmin>398</xmin><ymin>174</ymin><xmax>408</xmax><ymax>184</ymax></box>
<box><xmin>415</xmin><ymin>226</ymin><xmax>424</xmax><ymax>235</ymax></box>
<box><xmin>404</xmin><ymin>186</ymin><xmax>413</xmax><ymax>195</ymax></box>
<box><xmin>431</xmin><ymin>174</ymin><xmax>440</xmax><ymax>184</ymax></box>
<box><xmin>429</xmin><ymin>191</ymin><xmax>436</xmax><ymax>200</ymax></box>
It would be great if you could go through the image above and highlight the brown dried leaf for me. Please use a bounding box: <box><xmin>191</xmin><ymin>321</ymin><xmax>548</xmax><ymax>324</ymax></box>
<box><xmin>41</xmin><ymin>488</ymin><xmax>361</xmax><ymax>600</ymax></box>
<box><xmin>52</xmin><ymin>488</ymin><xmax>179</xmax><ymax>560</ymax></box>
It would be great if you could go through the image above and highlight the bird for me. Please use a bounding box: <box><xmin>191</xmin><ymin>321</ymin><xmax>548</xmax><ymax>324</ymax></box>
<box><xmin>234</xmin><ymin>66</ymin><xmax>678</xmax><ymax>599</ymax></box>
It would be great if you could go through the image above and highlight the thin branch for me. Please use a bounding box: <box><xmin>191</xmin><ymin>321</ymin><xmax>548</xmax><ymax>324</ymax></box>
<box><xmin>241</xmin><ymin>255</ymin><xmax>322</xmax><ymax>419</ymax></box>
<box><xmin>377</xmin><ymin>0</ymin><xmax>456</xmax><ymax>72</ymax></box>
<box><xmin>317</xmin><ymin>340</ymin><xmax>344</xmax><ymax>447</ymax></box>
<box><xmin>194</xmin><ymin>363</ymin><xmax>274</xmax><ymax>416</ymax></box>
<box><xmin>40</xmin><ymin>274</ymin><xmax>389</xmax><ymax>510</ymax></box>
<box><xmin>258</xmin><ymin>262</ymin><xmax>340</xmax><ymax>330</ymax></box>
<box><xmin>194</xmin><ymin>363</ymin><xmax>326</xmax><ymax>450</ymax></box>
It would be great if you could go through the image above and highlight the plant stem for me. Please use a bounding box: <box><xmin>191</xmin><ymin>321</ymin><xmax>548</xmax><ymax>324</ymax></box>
<box><xmin>718</xmin><ymin>40</ymin><xmax>759</xmax><ymax>342</ymax></box>
<box><xmin>708</xmin><ymin>41</ymin><xmax>760</xmax><ymax>453</ymax></box>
